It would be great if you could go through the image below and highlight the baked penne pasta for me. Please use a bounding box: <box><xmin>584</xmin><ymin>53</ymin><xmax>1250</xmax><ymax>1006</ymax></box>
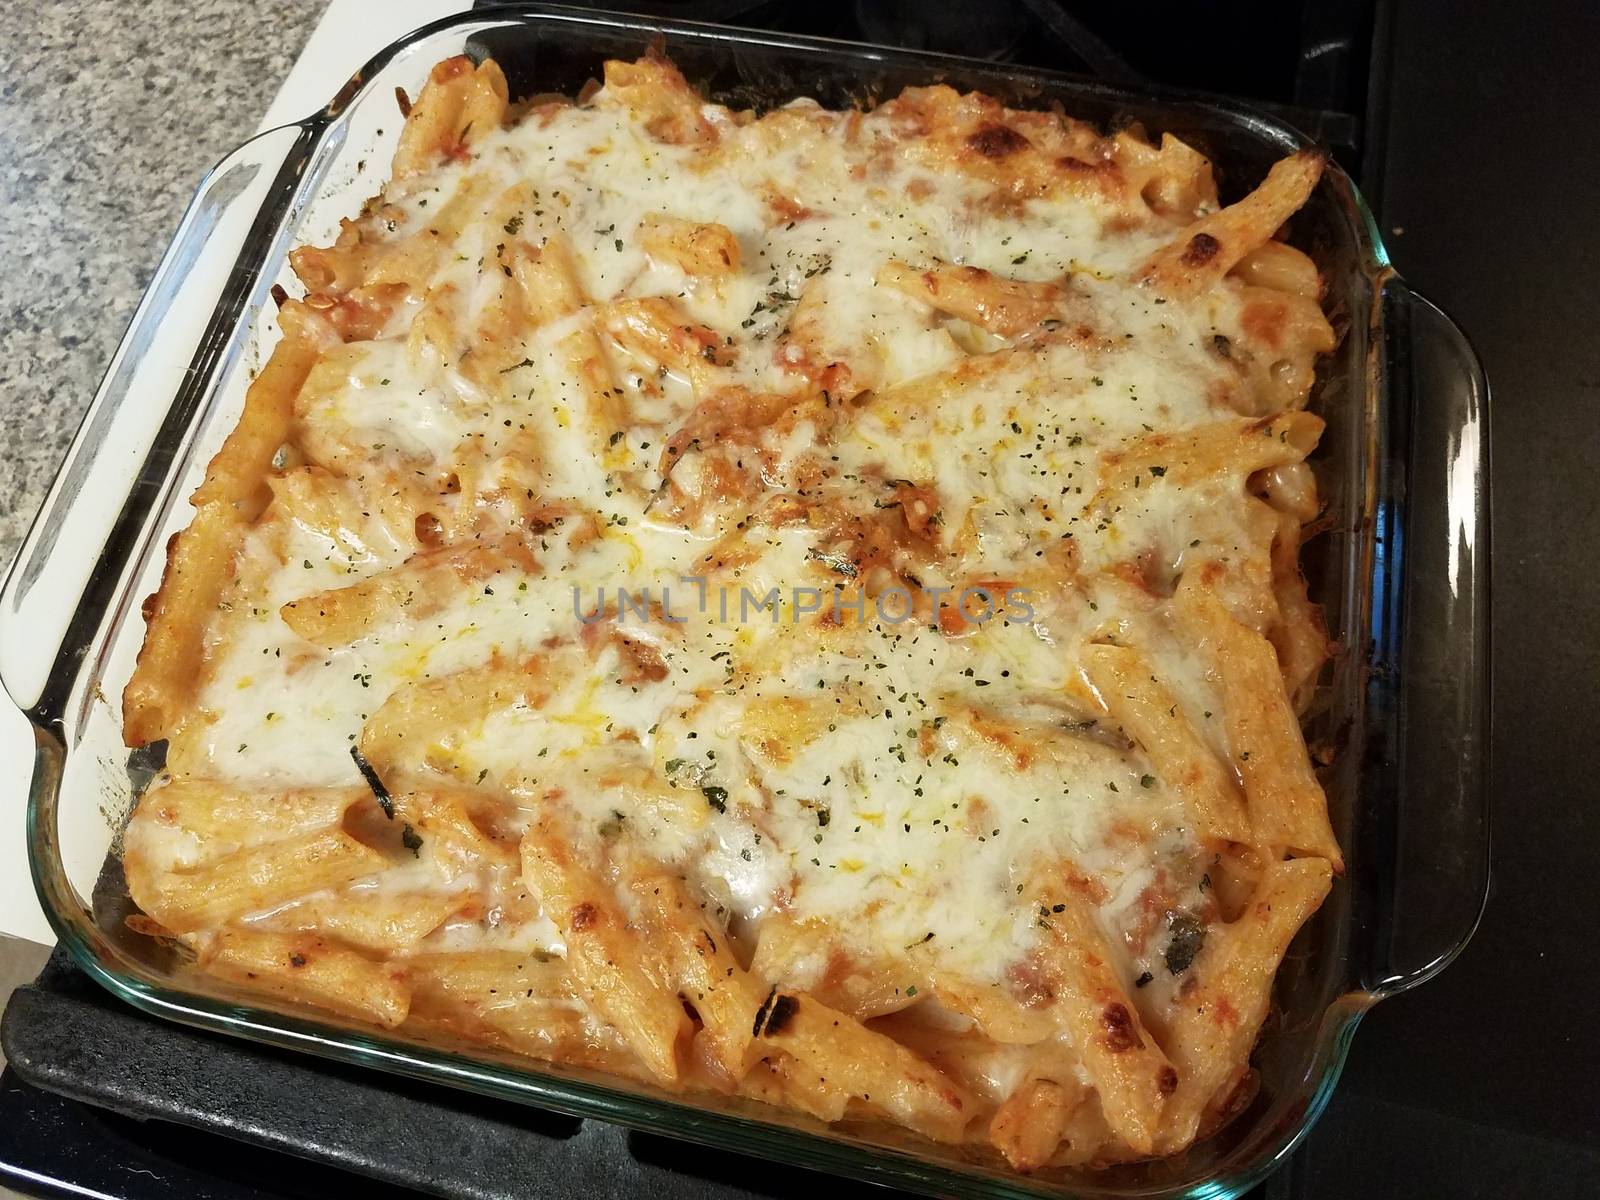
<box><xmin>637</xmin><ymin>213</ymin><xmax>742</xmax><ymax>277</ymax></box>
<box><xmin>877</xmin><ymin>259</ymin><xmax>1064</xmax><ymax>337</ymax></box>
<box><xmin>1158</xmin><ymin>858</ymin><xmax>1332</xmax><ymax>1150</ymax></box>
<box><xmin>1139</xmin><ymin>150</ymin><xmax>1324</xmax><ymax>293</ymax></box>
<box><xmin>392</xmin><ymin>56</ymin><xmax>509</xmax><ymax>179</ymax></box>
<box><xmin>120</xmin><ymin>49</ymin><xmax>1342</xmax><ymax>1175</ymax></box>
<box><xmin>1029</xmin><ymin>873</ymin><xmax>1177</xmax><ymax>1156</ymax></box>
<box><xmin>202</xmin><ymin>929</ymin><xmax>410</xmax><ymax>1028</ymax></box>
<box><xmin>1174</xmin><ymin>575</ymin><xmax>1343</xmax><ymax>866</ymax></box>
<box><xmin>1074</xmin><ymin>643</ymin><xmax>1253</xmax><ymax>848</ymax></box>
<box><xmin>519</xmin><ymin>819</ymin><xmax>691</xmax><ymax>1084</ymax></box>
<box><xmin>129</xmin><ymin>827</ymin><xmax>388</xmax><ymax>935</ymax></box>
<box><xmin>123</xmin><ymin>303</ymin><xmax>338</xmax><ymax>745</ymax></box>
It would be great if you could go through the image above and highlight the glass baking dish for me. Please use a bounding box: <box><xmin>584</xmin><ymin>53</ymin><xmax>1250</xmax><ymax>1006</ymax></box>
<box><xmin>0</xmin><ymin>6</ymin><xmax>1490</xmax><ymax>1197</ymax></box>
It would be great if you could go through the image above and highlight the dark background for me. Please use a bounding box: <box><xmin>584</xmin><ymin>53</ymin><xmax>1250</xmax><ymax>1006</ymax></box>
<box><xmin>1286</xmin><ymin>0</ymin><xmax>1600</xmax><ymax>1191</ymax></box>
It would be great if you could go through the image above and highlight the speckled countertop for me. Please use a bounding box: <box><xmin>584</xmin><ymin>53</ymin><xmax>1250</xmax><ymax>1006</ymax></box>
<box><xmin>0</xmin><ymin>0</ymin><xmax>323</xmax><ymax>1142</ymax></box>
<box><xmin>0</xmin><ymin>0</ymin><xmax>325</xmax><ymax>561</ymax></box>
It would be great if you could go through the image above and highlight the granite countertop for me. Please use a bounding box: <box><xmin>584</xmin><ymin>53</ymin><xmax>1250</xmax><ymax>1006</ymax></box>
<box><xmin>0</xmin><ymin>0</ymin><xmax>325</xmax><ymax>561</ymax></box>
<box><xmin>0</xmin><ymin>1</ymin><xmax>322</xmax><ymax>1173</ymax></box>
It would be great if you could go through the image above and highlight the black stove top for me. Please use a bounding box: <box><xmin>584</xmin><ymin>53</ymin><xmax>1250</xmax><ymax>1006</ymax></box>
<box><xmin>7</xmin><ymin>0</ymin><xmax>1600</xmax><ymax>1197</ymax></box>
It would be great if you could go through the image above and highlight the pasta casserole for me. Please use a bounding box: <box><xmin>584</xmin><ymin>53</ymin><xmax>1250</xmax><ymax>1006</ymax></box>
<box><xmin>120</xmin><ymin>51</ymin><xmax>1341</xmax><ymax>1171</ymax></box>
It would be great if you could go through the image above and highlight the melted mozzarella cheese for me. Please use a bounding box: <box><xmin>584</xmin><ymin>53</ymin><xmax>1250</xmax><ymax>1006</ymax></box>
<box><xmin>164</xmin><ymin>78</ymin><xmax>1287</xmax><ymax>987</ymax></box>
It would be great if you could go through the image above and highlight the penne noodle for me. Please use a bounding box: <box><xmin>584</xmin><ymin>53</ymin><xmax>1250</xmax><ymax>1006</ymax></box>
<box><xmin>360</xmin><ymin>653</ymin><xmax>563</xmax><ymax>777</ymax></box>
<box><xmin>754</xmin><ymin>988</ymin><xmax>975</xmax><ymax>1144</ymax></box>
<box><xmin>1173</xmin><ymin>575</ymin><xmax>1343</xmax><ymax>866</ymax></box>
<box><xmin>1158</xmin><ymin>858</ymin><xmax>1332</xmax><ymax>1151</ymax></box>
<box><xmin>129</xmin><ymin>828</ymin><xmax>388</xmax><ymax>934</ymax></box>
<box><xmin>266</xmin><ymin>465</ymin><xmax>428</xmax><ymax>562</ymax></box>
<box><xmin>1117</xmin><ymin>130</ymin><xmax>1218</xmax><ymax>221</ymax></box>
<box><xmin>394</xmin><ymin>788</ymin><xmax>521</xmax><ymax>874</ymax></box>
<box><xmin>776</xmin><ymin>276</ymin><xmax>883</xmax><ymax>401</ymax></box>
<box><xmin>932</xmin><ymin>977</ymin><xmax>1057</xmax><ymax>1045</ymax></box>
<box><xmin>1230</xmin><ymin>240</ymin><xmax>1322</xmax><ymax>300</ymax></box>
<box><xmin>599</xmin><ymin>56</ymin><xmax>716</xmax><ymax>145</ymax></box>
<box><xmin>627</xmin><ymin>864</ymin><xmax>768</xmax><ymax>1080</ymax></box>
<box><xmin>130</xmin><ymin>780</ymin><xmax>367</xmax><ymax>845</ymax></box>
<box><xmin>507</xmin><ymin>232</ymin><xmax>590</xmax><ymax>327</ymax></box>
<box><xmin>1266</xmin><ymin>510</ymin><xmax>1331</xmax><ymax>711</ymax></box>
<box><xmin>555</xmin><ymin>326</ymin><xmax>629</xmax><ymax>444</ymax></box>
<box><xmin>736</xmin><ymin>1053</ymin><xmax>851</xmax><ymax>1124</ymax></box>
<box><xmin>601</xmin><ymin>296</ymin><xmax>729</xmax><ymax>394</ymax></box>
<box><xmin>124</xmin><ymin>303</ymin><xmax>339</xmax><ymax>745</ymax></box>
<box><xmin>519</xmin><ymin>820</ymin><xmax>691</xmax><ymax>1084</ymax></box>
<box><xmin>404</xmin><ymin>951</ymin><xmax>651</xmax><ymax>1077</ymax></box>
<box><xmin>866</xmin><ymin>338</ymin><xmax>1054</xmax><ymax>417</ymax></box>
<box><xmin>202</xmin><ymin>929</ymin><xmax>410</xmax><ymax>1028</ymax></box>
<box><xmin>637</xmin><ymin>213</ymin><xmax>741</xmax><ymax>277</ymax></box>
<box><xmin>990</xmin><ymin>1078</ymin><xmax>1083</xmax><ymax>1172</ymax></box>
<box><xmin>193</xmin><ymin>302</ymin><xmax>339</xmax><ymax>517</ymax></box>
<box><xmin>1139</xmin><ymin>150</ymin><xmax>1325</xmax><ymax>293</ymax></box>
<box><xmin>877</xmin><ymin>259</ymin><xmax>1063</xmax><ymax>337</ymax></box>
<box><xmin>1074</xmin><ymin>643</ymin><xmax>1253</xmax><ymax>847</ymax></box>
<box><xmin>270</xmin><ymin>889</ymin><xmax>467</xmax><ymax>952</ymax></box>
<box><xmin>749</xmin><ymin>916</ymin><xmax>925</xmax><ymax>1022</ymax></box>
<box><xmin>1097</xmin><ymin>411</ymin><xmax>1324</xmax><ymax>495</ymax></box>
<box><xmin>393</xmin><ymin>56</ymin><xmax>509</xmax><ymax>179</ymax></box>
<box><xmin>1227</xmin><ymin>283</ymin><xmax>1338</xmax><ymax>412</ymax></box>
<box><xmin>1029</xmin><ymin>873</ymin><xmax>1177</xmax><ymax>1157</ymax></box>
<box><xmin>280</xmin><ymin>537</ymin><xmax>536</xmax><ymax>649</ymax></box>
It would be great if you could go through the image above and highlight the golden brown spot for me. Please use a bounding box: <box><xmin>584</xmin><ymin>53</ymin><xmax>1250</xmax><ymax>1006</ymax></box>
<box><xmin>968</xmin><ymin>124</ymin><xmax>1031</xmax><ymax>159</ymax></box>
<box><xmin>569</xmin><ymin>901</ymin><xmax>599</xmax><ymax>932</ymax></box>
<box><xmin>763</xmin><ymin>187</ymin><xmax>814</xmax><ymax>224</ymax></box>
<box><xmin>1181</xmin><ymin>232</ymin><xmax>1222</xmax><ymax>266</ymax></box>
<box><xmin>1241</xmin><ymin>297</ymin><xmax>1289</xmax><ymax>347</ymax></box>
<box><xmin>1056</xmin><ymin>155</ymin><xmax>1117</xmax><ymax>179</ymax></box>
<box><xmin>414</xmin><ymin>513</ymin><xmax>444</xmax><ymax>548</ymax></box>
<box><xmin>1102</xmin><ymin>1001</ymin><xmax>1141</xmax><ymax>1052</ymax></box>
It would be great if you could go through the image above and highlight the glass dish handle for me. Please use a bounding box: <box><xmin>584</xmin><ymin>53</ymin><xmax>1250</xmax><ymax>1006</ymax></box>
<box><xmin>1363</xmin><ymin>281</ymin><xmax>1492</xmax><ymax>996</ymax></box>
<box><xmin>0</xmin><ymin>123</ymin><xmax>316</xmax><ymax>725</ymax></box>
